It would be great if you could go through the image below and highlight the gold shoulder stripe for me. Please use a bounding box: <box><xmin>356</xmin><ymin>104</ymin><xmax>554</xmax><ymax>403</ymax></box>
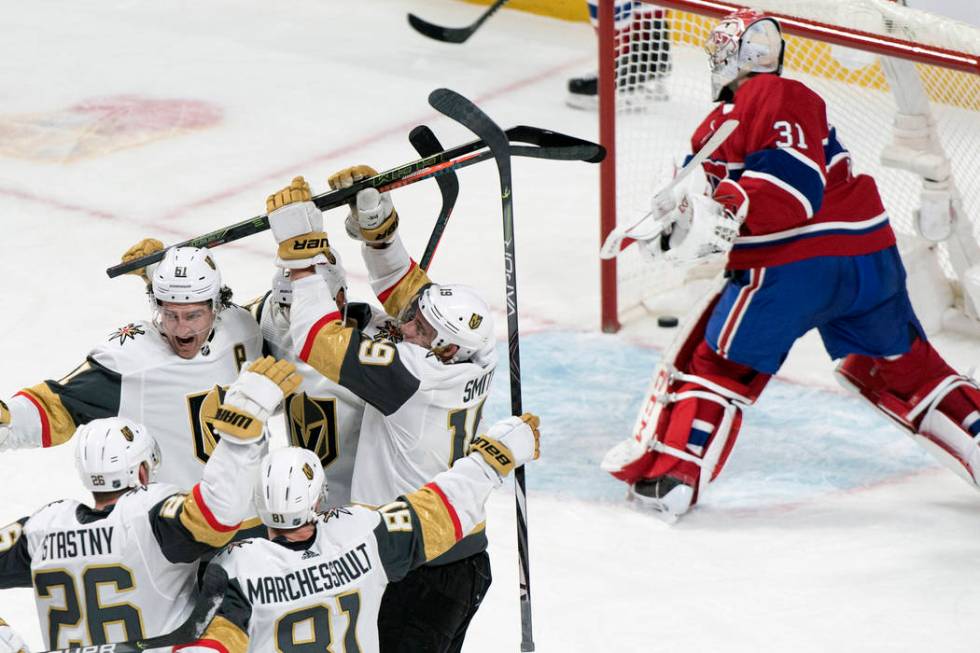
<box><xmin>179</xmin><ymin>485</ymin><xmax>239</xmax><ymax>548</ymax></box>
<box><xmin>405</xmin><ymin>483</ymin><xmax>462</xmax><ymax>562</ymax></box>
<box><xmin>197</xmin><ymin>615</ymin><xmax>249</xmax><ymax>653</ymax></box>
<box><xmin>301</xmin><ymin>318</ymin><xmax>352</xmax><ymax>384</ymax></box>
<box><xmin>19</xmin><ymin>384</ymin><xmax>77</xmax><ymax>447</ymax></box>
<box><xmin>379</xmin><ymin>262</ymin><xmax>431</xmax><ymax>318</ymax></box>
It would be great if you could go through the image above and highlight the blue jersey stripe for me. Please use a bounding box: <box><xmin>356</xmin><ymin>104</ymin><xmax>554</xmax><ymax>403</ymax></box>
<box><xmin>744</xmin><ymin>147</ymin><xmax>825</xmax><ymax>216</ymax></box>
<box><xmin>732</xmin><ymin>219</ymin><xmax>891</xmax><ymax>250</ymax></box>
<box><xmin>824</xmin><ymin>127</ymin><xmax>848</xmax><ymax>166</ymax></box>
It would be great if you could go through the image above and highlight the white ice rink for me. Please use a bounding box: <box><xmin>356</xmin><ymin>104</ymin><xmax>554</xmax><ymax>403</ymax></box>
<box><xmin>3</xmin><ymin>1</ymin><xmax>980</xmax><ymax>651</ymax></box>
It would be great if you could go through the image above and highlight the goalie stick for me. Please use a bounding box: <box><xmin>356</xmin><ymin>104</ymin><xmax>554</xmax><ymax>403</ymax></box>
<box><xmin>39</xmin><ymin>564</ymin><xmax>228</xmax><ymax>653</ymax></box>
<box><xmin>429</xmin><ymin>87</ymin><xmax>536</xmax><ymax>652</ymax></box>
<box><xmin>409</xmin><ymin>125</ymin><xmax>460</xmax><ymax>271</ymax></box>
<box><xmin>408</xmin><ymin>0</ymin><xmax>509</xmax><ymax>44</ymax></box>
<box><xmin>107</xmin><ymin>123</ymin><xmax>603</xmax><ymax>278</ymax></box>
<box><xmin>599</xmin><ymin>118</ymin><xmax>740</xmax><ymax>259</ymax></box>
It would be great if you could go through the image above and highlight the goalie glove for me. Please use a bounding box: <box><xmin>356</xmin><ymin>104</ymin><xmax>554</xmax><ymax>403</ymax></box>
<box><xmin>663</xmin><ymin>194</ymin><xmax>744</xmax><ymax>265</ymax></box>
<box><xmin>267</xmin><ymin>176</ymin><xmax>334</xmax><ymax>269</ymax></box>
<box><xmin>327</xmin><ymin>165</ymin><xmax>399</xmax><ymax>246</ymax></box>
<box><xmin>121</xmin><ymin>237</ymin><xmax>164</xmax><ymax>284</ymax></box>
<box><xmin>469</xmin><ymin>413</ymin><xmax>541</xmax><ymax>479</ymax></box>
<box><xmin>203</xmin><ymin>356</ymin><xmax>301</xmax><ymax>444</ymax></box>
<box><xmin>0</xmin><ymin>619</ymin><xmax>29</xmax><ymax>653</ymax></box>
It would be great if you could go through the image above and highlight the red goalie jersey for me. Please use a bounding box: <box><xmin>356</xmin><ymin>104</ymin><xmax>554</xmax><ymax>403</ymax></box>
<box><xmin>695</xmin><ymin>73</ymin><xmax>896</xmax><ymax>269</ymax></box>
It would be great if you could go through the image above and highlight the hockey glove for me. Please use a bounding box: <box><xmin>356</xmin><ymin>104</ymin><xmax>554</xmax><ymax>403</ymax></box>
<box><xmin>470</xmin><ymin>413</ymin><xmax>540</xmax><ymax>478</ymax></box>
<box><xmin>327</xmin><ymin>165</ymin><xmax>399</xmax><ymax>246</ymax></box>
<box><xmin>664</xmin><ymin>194</ymin><xmax>743</xmax><ymax>265</ymax></box>
<box><xmin>267</xmin><ymin>176</ymin><xmax>333</xmax><ymax>269</ymax></box>
<box><xmin>0</xmin><ymin>619</ymin><xmax>29</xmax><ymax>653</ymax></box>
<box><xmin>204</xmin><ymin>356</ymin><xmax>301</xmax><ymax>444</ymax></box>
<box><xmin>121</xmin><ymin>237</ymin><xmax>164</xmax><ymax>284</ymax></box>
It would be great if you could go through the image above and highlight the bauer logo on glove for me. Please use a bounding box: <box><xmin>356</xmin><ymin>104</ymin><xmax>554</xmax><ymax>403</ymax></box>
<box><xmin>290</xmin><ymin>235</ymin><xmax>330</xmax><ymax>251</ymax></box>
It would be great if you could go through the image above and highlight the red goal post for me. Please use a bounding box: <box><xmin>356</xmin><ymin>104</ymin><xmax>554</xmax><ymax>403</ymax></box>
<box><xmin>597</xmin><ymin>0</ymin><xmax>980</xmax><ymax>334</ymax></box>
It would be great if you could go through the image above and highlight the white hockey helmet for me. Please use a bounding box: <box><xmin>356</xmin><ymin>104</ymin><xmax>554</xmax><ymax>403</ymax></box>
<box><xmin>74</xmin><ymin>417</ymin><xmax>162</xmax><ymax>493</ymax></box>
<box><xmin>255</xmin><ymin>447</ymin><xmax>327</xmax><ymax>529</ymax></box>
<box><xmin>152</xmin><ymin>246</ymin><xmax>223</xmax><ymax>306</ymax></box>
<box><xmin>705</xmin><ymin>9</ymin><xmax>784</xmax><ymax>101</ymax></box>
<box><xmin>415</xmin><ymin>284</ymin><xmax>494</xmax><ymax>364</ymax></box>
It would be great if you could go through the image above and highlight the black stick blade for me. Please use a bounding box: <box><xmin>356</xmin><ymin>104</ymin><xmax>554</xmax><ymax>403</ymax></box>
<box><xmin>407</xmin><ymin>13</ymin><xmax>472</xmax><ymax>44</ymax></box>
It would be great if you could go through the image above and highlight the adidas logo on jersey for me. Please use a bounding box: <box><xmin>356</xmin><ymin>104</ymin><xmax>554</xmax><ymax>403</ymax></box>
<box><xmin>301</xmin><ymin>549</ymin><xmax>320</xmax><ymax>560</ymax></box>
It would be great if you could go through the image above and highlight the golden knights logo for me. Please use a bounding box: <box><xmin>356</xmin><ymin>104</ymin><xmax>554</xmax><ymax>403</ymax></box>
<box><xmin>120</xmin><ymin>425</ymin><xmax>135</xmax><ymax>442</ymax></box>
<box><xmin>287</xmin><ymin>393</ymin><xmax>339</xmax><ymax>467</ymax></box>
<box><xmin>187</xmin><ymin>386</ymin><xmax>227</xmax><ymax>463</ymax></box>
<box><xmin>468</xmin><ymin>313</ymin><xmax>484</xmax><ymax>330</ymax></box>
<box><xmin>373</xmin><ymin>319</ymin><xmax>403</xmax><ymax>344</ymax></box>
<box><xmin>302</xmin><ymin>463</ymin><xmax>315</xmax><ymax>480</ymax></box>
<box><xmin>109</xmin><ymin>323</ymin><xmax>145</xmax><ymax>345</ymax></box>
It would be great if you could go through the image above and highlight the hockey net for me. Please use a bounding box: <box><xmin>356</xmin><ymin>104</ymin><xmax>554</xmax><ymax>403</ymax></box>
<box><xmin>597</xmin><ymin>0</ymin><xmax>980</xmax><ymax>334</ymax></box>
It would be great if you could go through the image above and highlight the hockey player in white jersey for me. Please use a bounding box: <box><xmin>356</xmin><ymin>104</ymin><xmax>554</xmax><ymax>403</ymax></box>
<box><xmin>0</xmin><ymin>244</ymin><xmax>264</xmax><ymax>488</ymax></box>
<box><xmin>265</xmin><ymin>174</ymin><xmax>499</xmax><ymax>652</ymax></box>
<box><xmin>0</xmin><ymin>357</ymin><xmax>300</xmax><ymax>650</ymax></box>
<box><xmin>176</xmin><ymin>413</ymin><xmax>540</xmax><ymax>653</ymax></box>
<box><xmin>249</xmin><ymin>267</ymin><xmax>366</xmax><ymax>507</ymax></box>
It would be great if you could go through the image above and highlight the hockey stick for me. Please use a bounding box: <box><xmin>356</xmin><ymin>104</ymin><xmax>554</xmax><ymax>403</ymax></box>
<box><xmin>429</xmin><ymin>87</ymin><xmax>535</xmax><ymax>652</ymax></box>
<box><xmin>107</xmin><ymin>125</ymin><xmax>603</xmax><ymax>278</ymax></box>
<box><xmin>409</xmin><ymin>125</ymin><xmax>460</xmax><ymax>271</ymax></box>
<box><xmin>40</xmin><ymin>564</ymin><xmax>228</xmax><ymax>653</ymax></box>
<box><xmin>599</xmin><ymin>118</ymin><xmax>740</xmax><ymax>259</ymax></box>
<box><xmin>408</xmin><ymin>0</ymin><xmax>509</xmax><ymax>44</ymax></box>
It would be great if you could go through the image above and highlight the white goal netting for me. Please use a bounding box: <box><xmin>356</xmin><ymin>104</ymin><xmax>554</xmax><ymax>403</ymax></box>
<box><xmin>603</xmin><ymin>0</ymin><xmax>980</xmax><ymax>330</ymax></box>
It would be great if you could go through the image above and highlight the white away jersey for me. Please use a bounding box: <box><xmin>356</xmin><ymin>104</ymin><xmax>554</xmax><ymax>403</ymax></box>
<box><xmin>185</xmin><ymin>451</ymin><xmax>506</xmax><ymax>653</ymax></box>
<box><xmin>0</xmin><ymin>484</ymin><xmax>196</xmax><ymax>649</ymax></box>
<box><xmin>4</xmin><ymin>306</ymin><xmax>263</xmax><ymax>488</ymax></box>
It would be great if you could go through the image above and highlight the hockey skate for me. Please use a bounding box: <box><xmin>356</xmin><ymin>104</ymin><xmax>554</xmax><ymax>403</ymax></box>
<box><xmin>628</xmin><ymin>475</ymin><xmax>694</xmax><ymax>524</ymax></box>
<box><xmin>565</xmin><ymin>71</ymin><xmax>668</xmax><ymax>111</ymax></box>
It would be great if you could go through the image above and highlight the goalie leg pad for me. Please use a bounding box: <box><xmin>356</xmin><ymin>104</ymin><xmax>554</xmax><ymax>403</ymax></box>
<box><xmin>836</xmin><ymin>337</ymin><xmax>980</xmax><ymax>485</ymax></box>
<box><xmin>602</xmin><ymin>288</ymin><xmax>770</xmax><ymax>516</ymax></box>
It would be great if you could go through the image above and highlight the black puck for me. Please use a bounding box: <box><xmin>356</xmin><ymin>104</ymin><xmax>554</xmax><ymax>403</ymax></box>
<box><xmin>657</xmin><ymin>315</ymin><xmax>679</xmax><ymax>328</ymax></box>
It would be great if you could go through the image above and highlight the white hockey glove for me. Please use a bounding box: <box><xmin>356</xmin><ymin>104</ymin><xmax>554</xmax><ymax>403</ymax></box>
<box><xmin>327</xmin><ymin>165</ymin><xmax>399</xmax><ymax>246</ymax></box>
<box><xmin>267</xmin><ymin>176</ymin><xmax>333</xmax><ymax>269</ymax></box>
<box><xmin>0</xmin><ymin>619</ymin><xmax>29</xmax><ymax>653</ymax></box>
<box><xmin>663</xmin><ymin>194</ymin><xmax>743</xmax><ymax>265</ymax></box>
<box><xmin>0</xmin><ymin>401</ymin><xmax>10</xmax><ymax>449</ymax></box>
<box><xmin>469</xmin><ymin>413</ymin><xmax>541</xmax><ymax>479</ymax></box>
<box><xmin>203</xmin><ymin>356</ymin><xmax>301</xmax><ymax>444</ymax></box>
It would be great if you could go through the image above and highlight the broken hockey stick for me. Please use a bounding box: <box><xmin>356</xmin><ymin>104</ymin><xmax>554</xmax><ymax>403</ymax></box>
<box><xmin>107</xmin><ymin>124</ymin><xmax>603</xmax><ymax>278</ymax></box>
<box><xmin>39</xmin><ymin>563</ymin><xmax>228</xmax><ymax>653</ymax></box>
<box><xmin>429</xmin><ymin>87</ymin><xmax>536</xmax><ymax>652</ymax></box>
<box><xmin>599</xmin><ymin>118</ymin><xmax>740</xmax><ymax>259</ymax></box>
<box><xmin>409</xmin><ymin>125</ymin><xmax>460</xmax><ymax>271</ymax></box>
<box><xmin>408</xmin><ymin>0</ymin><xmax>509</xmax><ymax>44</ymax></box>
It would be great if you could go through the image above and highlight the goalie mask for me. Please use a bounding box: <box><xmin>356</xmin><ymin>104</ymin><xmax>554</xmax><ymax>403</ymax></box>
<box><xmin>74</xmin><ymin>417</ymin><xmax>162</xmax><ymax>492</ymax></box>
<box><xmin>151</xmin><ymin>247</ymin><xmax>223</xmax><ymax>359</ymax></box>
<box><xmin>705</xmin><ymin>9</ymin><xmax>784</xmax><ymax>101</ymax></box>
<box><xmin>402</xmin><ymin>284</ymin><xmax>494</xmax><ymax>364</ymax></box>
<box><xmin>255</xmin><ymin>447</ymin><xmax>328</xmax><ymax>529</ymax></box>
